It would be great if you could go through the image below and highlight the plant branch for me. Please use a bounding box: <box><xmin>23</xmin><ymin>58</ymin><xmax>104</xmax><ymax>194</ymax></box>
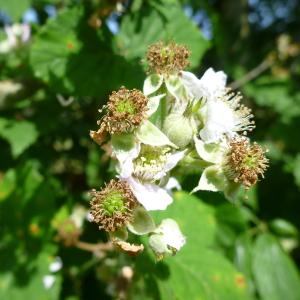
<box><xmin>229</xmin><ymin>54</ymin><xmax>276</xmax><ymax>90</ymax></box>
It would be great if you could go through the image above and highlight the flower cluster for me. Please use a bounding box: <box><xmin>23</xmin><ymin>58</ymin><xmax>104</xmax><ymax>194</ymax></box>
<box><xmin>0</xmin><ymin>23</ymin><xmax>30</xmax><ymax>54</ymax></box>
<box><xmin>89</xmin><ymin>41</ymin><xmax>268</xmax><ymax>259</ymax></box>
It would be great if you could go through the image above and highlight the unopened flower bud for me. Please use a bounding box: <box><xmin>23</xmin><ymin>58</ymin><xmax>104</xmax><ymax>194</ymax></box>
<box><xmin>146</xmin><ymin>41</ymin><xmax>190</xmax><ymax>75</ymax></box>
<box><xmin>149</xmin><ymin>219</ymin><xmax>186</xmax><ymax>260</ymax></box>
<box><xmin>163</xmin><ymin>113</ymin><xmax>193</xmax><ymax>148</ymax></box>
<box><xmin>90</xmin><ymin>179</ymin><xmax>138</xmax><ymax>232</ymax></box>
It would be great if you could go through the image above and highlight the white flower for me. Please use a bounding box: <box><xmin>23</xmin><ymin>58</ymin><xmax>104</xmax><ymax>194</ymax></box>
<box><xmin>149</xmin><ymin>219</ymin><xmax>186</xmax><ymax>258</ymax></box>
<box><xmin>181</xmin><ymin>68</ymin><xmax>254</xmax><ymax>143</ymax></box>
<box><xmin>43</xmin><ymin>275</ymin><xmax>56</xmax><ymax>290</ymax></box>
<box><xmin>49</xmin><ymin>257</ymin><xmax>63</xmax><ymax>273</ymax></box>
<box><xmin>111</xmin><ymin>118</ymin><xmax>184</xmax><ymax>211</ymax></box>
<box><xmin>199</xmin><ymin>92</ymin><xmax>255</xmax><ymax>143</ymax></box>
<box><xmin>192</xmin><ymin>135</ymin><xmax>268</xmax><ymax>200</ymax></box>
<box><xmin>181</xmin><ymin>68</ymin><xmax>227</xmax><ymax>101</ymax></box>
<box><xmin>0</xmin><ymin>24</ymin><xmax>30</xmax><ymax>54</ymax></box>
<box><xmin>116</xmin><ymin>144</ymin><xmax>185</xmax><ymax>211</ymax></box>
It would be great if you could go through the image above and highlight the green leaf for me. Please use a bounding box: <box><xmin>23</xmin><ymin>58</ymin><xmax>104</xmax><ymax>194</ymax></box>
<box><xmin>116</xmin><ymin>2</ymin><xmax>210</xmax><ymax>69</ymax></box>
<box><xmin>244</xmin><ymin>76</ymin><xmax>300</xmax><ymax>122</ymax></box>
<box><xmin>0</xmin><ymin>0</ymin><xmax>30</xmax><ymax>21</ymax></box>
<box><xmin>252</xmin><ymin>233</ymin><xmax>300</xmax><ymax>300</ymax></box>
<box><xmin>0</xmin><ymin>118</ymin><xmax>38</xmax><ymax>158</ymax></box>
<box><xmin>269</xmin><ymin>219</ymin><xmax>298</xmax><ymax>237</ymax></box>
<box><xmin>0</xmin><ymin>249</ymin><xmax>62</xmax><ymax>300</ymax></box>
<box><xmin>18</xmin><ymin>160</ymin><xmax>44</xmax><ymax>204</ymax></box>
<box><xmin>234</xmin><ymin>233</ymin><xmax>256</xmax><ymax>295</ymax></box>
<box><xmin>292</xmin><ymin>153</ymin><xmax>300</xmax><ymax>187</ymax></box>
<box><xmin>0</xmin><ymin>169</ymin><xmax>16</xmax><ymax>201</ymax></box>
<box><xmin>30</xmin><ymin>7</ymin><xmax>143</xmax><ymax>96</ymax></box>
<box><xmin>132</xmin><ymin>192</ymin><xmax>251</xmax><ymax>300</ymax></box>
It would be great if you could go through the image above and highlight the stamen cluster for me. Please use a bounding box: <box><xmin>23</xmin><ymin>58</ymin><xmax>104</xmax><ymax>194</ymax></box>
<box><xmin>225</xmin><ymin>137</ymin><xmax>269</xmax><ymax>188</ymax></box>
<box><xmin>90</xmin><ymin>87</ymin><xmax>148</xmax><ymax>144</ymax></box>
<box><xmin>105</xmin><ymin>87</ymin><xmax>148</xmax><ymax>134</ymax></box>
<box><xmin>133</xmin><ymin>145</ymin><xmax>170</xmax><ymax>181</ymax></box>
<box><xmin>146</xmin><ymin>41</ymin><xmax>190</xmax><ymax>74</ymax></box>
<box><xmin>219</xmin><ymin>90</ymin><xmax>255</xmax><ymax>135</ymax></box>
<box><xmin>90</xmin><ymin>179</ymin><xmax>137</xmax><ymax>232</ymax></box>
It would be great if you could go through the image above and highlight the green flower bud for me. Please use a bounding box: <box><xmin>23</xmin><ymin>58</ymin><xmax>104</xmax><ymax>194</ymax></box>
<box><xmin>163</xmin><ymin>113</ymin><xmax>193</xmax><ymax>148</ymax></box>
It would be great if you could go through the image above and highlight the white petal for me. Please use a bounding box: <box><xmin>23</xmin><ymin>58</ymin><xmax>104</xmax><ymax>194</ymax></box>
<box><xmin>114</xmin><ymin>142</ymin><xmax>140</xmax><ymax>178</ymax></box>
<box><xmin>126</xmin><ymin>177</ymin><xmax>173</xmax><ymax>211</ymax></box>
<box><xmin>153</xmin><ymin>150</ymin><xmax>186</xmax><ymax>180</ymax></box>
<box><xmin>200</xmin><ymin>100</ymin><xmax>235</xmax><ymax>143</ymax></box>
<box><xmin>199</xmin><ymin>68</ymin><xmax>227</xmax><ymax>99</ymax></box>
<box><xmin>180</xmin><ymin>71</ymin><xmax>204</xmax><ymax>99</ymax></box>
<box><xmin>165</xmin><ymin>177</ymin><xmax>181</xmax><ymax>192</ymax></box>
<box><xmin>181</xmin><ymin>69</ymin><xmax>227</xmax><ymax>101</ymax></box>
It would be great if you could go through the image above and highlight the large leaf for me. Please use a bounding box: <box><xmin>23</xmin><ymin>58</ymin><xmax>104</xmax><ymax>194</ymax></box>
<box><xmin>0</xmin><ymin>0</ymin><xmax>30</xmax><ymax>21</ymax></box>
<box><xmin>115</xmin><ymin>1</ymin><xmax>210</xmax><ymax>69</ymax></box>
<box><xmin>244</xmin><ymin>76</ymin><xmax>300</xmax><ymax>122</ymax></box>
<box><xmin>252</xmin><ymin>233</ymin><xmax>300</xmax><ymax>300</ymax></box>
<box><xmin>0</xmin><ymin>249</ymin><xmax>62</xmax><ymax>300</ymax></box>
<box><xmin>30</xmin><ymin>7</ymin><xmax>144</xmax><ymax>97</ymax></box>
<box><xmin>0</xmin><ymin>169</ymin><xmax>16</xmax><ymax>202</ymax></box>
<box><xmin>131</xmin><ymin>192</ymin><xmax>250</xmax><ymax>300</ymax></box>
<box><xmin>0</xmin><ymin>118</ymin><xmax>38</xmax><ymax>158</ymax></box>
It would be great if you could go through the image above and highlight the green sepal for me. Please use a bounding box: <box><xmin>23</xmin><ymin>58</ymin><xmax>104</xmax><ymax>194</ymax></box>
<box><xmin>110</xmin><ymin>227</ymin><xmax>128</xmax><ymax>241</ymax></box>
<box><xmin>137</xmin><ymin>120</ymin><xmax>177</xmax><ymax>147</ymax></box>
<box><xmin>165</xmin><ymin>74</ymin><xmax>189</xmax><ymax>101</ymax></box>
<box><xmin>192</xmin><ymin>165</ymin><xmax>227</xmax><ymax>193</ymax></box>
<box><xmin>143</xmin><ymin>74</ymin><xmax>164</xmax><ymax>96</ymax></box>
<box><xmin>111</xmin><ymin>132</ymin><xmax>135</xmax><ymax>152</ymax></box>
<box><xmin>127</xmin><ymin>206</ymin><xmax>156</xmax><ymax>235</ymax></box>
<box><xmin>194</xmin><ymin>136</ymin><xmax>225</xmax><ymax>164</ymax></box>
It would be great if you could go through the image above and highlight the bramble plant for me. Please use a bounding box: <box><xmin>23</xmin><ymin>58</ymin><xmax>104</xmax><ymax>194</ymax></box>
<box><xmin>89</xmin><ymin>41</ymin><xmax>269</xmax><ymax>259</ymax></box>
<box><xmin>2</xmin><ymin>1</ymin><xmax>300</xmax><ymax>299</ymax></box>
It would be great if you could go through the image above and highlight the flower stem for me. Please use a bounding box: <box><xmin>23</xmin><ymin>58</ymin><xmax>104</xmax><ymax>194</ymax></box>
<box><xmin>75</xmin><ymin>240</ymin><xmax>113</xmax><ymax>252</ymax></box>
